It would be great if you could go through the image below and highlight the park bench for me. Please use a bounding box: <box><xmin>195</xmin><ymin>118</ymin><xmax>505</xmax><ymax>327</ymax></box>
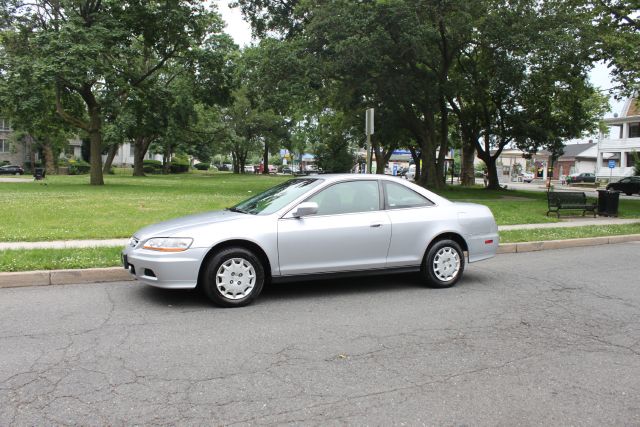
<box><xmin>546</xmin><ymin>191</ymin><xmax>596</xmax><ymax>218</ymax></box>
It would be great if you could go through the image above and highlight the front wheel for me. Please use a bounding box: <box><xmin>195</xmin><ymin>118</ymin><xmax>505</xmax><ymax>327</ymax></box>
<box><xmin>202</xmin><ymin>247</ymin><xmax>265</xmax><ymax>307</ymax></box>
<box><xmin>421</xmin><ymin>239</ymin><xmax>465</xmax><ymax>288</ymax></box>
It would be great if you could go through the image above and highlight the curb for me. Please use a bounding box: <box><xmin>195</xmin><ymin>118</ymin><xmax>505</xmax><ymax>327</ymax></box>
<box><xmin>1</xmin><ymin>235</ymin><xmax>640</xmax><ymax>290</ymax></box>
<box><xmin>0</xmin><ymin>267</ymin><xmax>133</xmax><ymax>289</ymax></box>
<box><xmin>496</xmin><ymin>234</ymin><xmax>640</xmax><ymax>254</ymax></box>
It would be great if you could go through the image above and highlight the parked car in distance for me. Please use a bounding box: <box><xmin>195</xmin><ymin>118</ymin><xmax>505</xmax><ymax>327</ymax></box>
<box><xmin>519</xmin><ymin>171</ymin><xmax>534</xmax><ymax>183</ymax></box>
<box><xmin>244</xmin><ymin>165</ymin><xmax>255</xmax><ymax>173</ymax></box>
<box><xmin>122</xmin><ymin>174</ymin><xmax>499</xmax><ymax>307</ymax></box>
<box><xmin>566</xmin><ymin>172</ymin><xmax>596</xmax><ymax>184</ymax></box>
<box><xmin>268</xmin><ymin>165</ymin><xmax>278</xmax><ymax>174</ymax></box>
<box><xmin>0</xmin><ymin>165</ymin><xmax>24</xmax><ymax>175</ymax></box>
<box><xmin>606</xmin><ymin>176</ymin><xmax>640</xmax><ymax>195</ymax></box>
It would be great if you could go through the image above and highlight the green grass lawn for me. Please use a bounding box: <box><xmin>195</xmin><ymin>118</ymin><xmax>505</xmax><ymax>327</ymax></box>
<box><xmin>500</xmin><ymin>223</ymin><xmax>640</xmax><ymax>243</ymax></box>
<box><xmin>0</xmin><ymin>246</ymin><xmax>123</xmax><ymax>272</ymax></box>
<box><xmin>1</xmin><ymin>173</ymin><xmax>639</xmax><ymax>242</ymax></box>
<box><xmin>0</xmin><ymin>173</ymin><xmax>287</xmax><ymax>242</ymax></box>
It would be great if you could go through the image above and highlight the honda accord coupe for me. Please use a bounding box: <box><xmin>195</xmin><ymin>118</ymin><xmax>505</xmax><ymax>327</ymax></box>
<box><xmin>122</xmin><ymin>175</ymin><xmax>499</xmax><ymax>307</ymax></box>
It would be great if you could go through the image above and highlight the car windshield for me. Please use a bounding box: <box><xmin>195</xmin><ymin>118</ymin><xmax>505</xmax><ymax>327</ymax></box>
<box><xmin>229</xmin><ymin>178</ymin><xmax>321</xmax><ymax>215</ymax></box>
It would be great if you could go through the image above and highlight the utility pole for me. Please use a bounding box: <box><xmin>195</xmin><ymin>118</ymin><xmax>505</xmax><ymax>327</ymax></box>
<box><xmin>365</xmin><ymin>108</ymin><xmax>374</xmax><ymax>173</ymax></box>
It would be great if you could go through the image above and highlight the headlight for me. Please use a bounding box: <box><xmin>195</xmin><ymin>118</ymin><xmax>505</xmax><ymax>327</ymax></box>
<box><xmin>142</xmin><ymin>237</ymin><xmax>193</xmax><ymax>252</ymax></box>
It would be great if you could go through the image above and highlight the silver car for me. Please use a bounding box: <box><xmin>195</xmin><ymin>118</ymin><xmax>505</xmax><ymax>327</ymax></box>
<box><xmin>122</xmin><ymin>174</ymin><xmax>498</xmax><ymax>307</ymax></box>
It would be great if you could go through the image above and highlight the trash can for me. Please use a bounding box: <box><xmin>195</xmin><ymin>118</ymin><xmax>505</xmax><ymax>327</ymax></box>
<box><xmin>34</xmin><ymin>167</ymin><xmax>45</xmax><ymax>180</ymax></box>
<box><xmin>597</xmin><ymin>189</ymin><xmax>620</xmax><ymax>217</ymax></box>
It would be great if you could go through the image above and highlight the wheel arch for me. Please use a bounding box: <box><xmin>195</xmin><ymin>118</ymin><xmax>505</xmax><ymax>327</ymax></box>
<box><xmin>197</xmin><ymin>239</ymin><xmax>273</xmax><ymax>288</ymax></box>
<box><xmin>423</xmin><ymin>232</ymin><xmax>469</xmax><ymax>264</ymax></box>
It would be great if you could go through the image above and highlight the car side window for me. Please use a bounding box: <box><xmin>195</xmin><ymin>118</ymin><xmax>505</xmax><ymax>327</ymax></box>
<box><xmin>307</xmin><ymin>181</ymin><xmax>380</xmax><ymax>215</ymax></box>
<box><xmin>384</xmin><ymin>181</ymin><xmax>434</xmax><ymax>209</ymax></box>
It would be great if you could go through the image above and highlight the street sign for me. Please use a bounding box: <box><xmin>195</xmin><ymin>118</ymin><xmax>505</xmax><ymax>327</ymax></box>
<box><xmin>608</xmin><ymin>160</ymin><xmax>616</xmax><ymax>169</ymax></box>
<box><xmin>365</xmin><ymin>108</ymin><xmax>374</xmax><ymax>136</ymax></box>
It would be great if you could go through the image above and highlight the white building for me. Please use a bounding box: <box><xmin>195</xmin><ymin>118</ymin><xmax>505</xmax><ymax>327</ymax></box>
<box><xmin>597</xmin><ymin>98</ymin><xmax>640</xmax><ymax>180</ymax></box>
<box><xmin>103</xmin><ymin>142</ymin><xmax>162</xmax><ymax>167</ymax></box>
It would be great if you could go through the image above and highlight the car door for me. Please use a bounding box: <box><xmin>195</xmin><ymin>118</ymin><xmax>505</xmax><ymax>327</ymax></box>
<box><xmin>382</xmin><ymin>180</ymin><xmax>442</xmax><ymax>267</ymax></box>
<box><xmin>277</xmin><ymin>180</ymin><xmax>391</xmax><ymax>276</ymax></box>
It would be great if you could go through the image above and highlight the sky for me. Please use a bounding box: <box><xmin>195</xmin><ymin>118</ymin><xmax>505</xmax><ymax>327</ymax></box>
<box><xmin>215</xmin><ymin>0</ymin><xmax>625</xmax><ymax>118</ymax></box>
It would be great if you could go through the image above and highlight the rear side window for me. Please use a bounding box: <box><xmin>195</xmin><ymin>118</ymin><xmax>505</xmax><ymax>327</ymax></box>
<box><xmin>384</xmin><ymin>181</ymin><xmax>434</xmax><ymax>209</ymax></box>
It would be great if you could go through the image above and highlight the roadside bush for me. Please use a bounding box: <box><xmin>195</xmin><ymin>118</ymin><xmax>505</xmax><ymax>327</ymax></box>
<box><xmin>68</xmin><ymin>159</ymin><xmax>90</xmax><ymax>175</ymax></box>
<box><xmin>194</xmin><ymin>163</ymin><xmax>210</xmax><ymax>171</ymax></box>
<box><xmin>143</xmin><ymin>160</ymin><xmax>163</xmax><ymax>174</ymax></box>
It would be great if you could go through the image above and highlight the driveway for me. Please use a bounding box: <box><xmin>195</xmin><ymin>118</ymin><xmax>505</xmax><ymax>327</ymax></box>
<box><xmin>1</xmin><ymin>243</ymin><xmax>639</xmax><ymax>425</ymax></box>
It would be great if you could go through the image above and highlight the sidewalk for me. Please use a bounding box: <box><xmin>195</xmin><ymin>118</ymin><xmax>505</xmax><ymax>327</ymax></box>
<box><xmin>1</xmin><ymin>217</ymin><xmax>638</xmax><ymax>250</ymax></box>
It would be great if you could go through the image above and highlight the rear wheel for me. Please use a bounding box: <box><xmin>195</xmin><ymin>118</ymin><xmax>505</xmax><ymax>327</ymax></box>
<box><xmin>202</xmin><ymin>247</ymin><xmax>265</xmax><ymax>307</ymax></box>
<box><xmin>421</xmin><ymin>239</ymin><xmax>465</xmax><ymax>288</ymax></box>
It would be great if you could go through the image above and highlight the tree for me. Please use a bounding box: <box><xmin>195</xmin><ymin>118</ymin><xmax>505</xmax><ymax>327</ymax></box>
<box><xmin>591</xmin><ymin>0</ymin><xmax>640</xmax><ymax>94</ymax></box>
<box><xmin>449</xmin><ymin>0</ymin><xmax>605</xmax><ymax>189</ymax></box>
<box><xmin>0</xmin><ymin>55</ymin><xmax>76</xmax><ymax>174</ymax></box>
<box><xmin>0</xmin><ymin>0</ymin><xmax>226</xmax><ymax>184</ymax></box>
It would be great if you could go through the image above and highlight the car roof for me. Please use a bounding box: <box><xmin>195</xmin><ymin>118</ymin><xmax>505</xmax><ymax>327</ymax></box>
<box><xmin>293</xmin><ymin>173</ymin><xmax>451</xmax><ymax>205</ymax></box>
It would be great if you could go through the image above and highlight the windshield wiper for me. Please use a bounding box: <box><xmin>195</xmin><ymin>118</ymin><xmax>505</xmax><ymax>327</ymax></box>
<box><xmin>226</xmin><ymin>207</ymin><xmax>247</xmax><ymax>214</ymax></box>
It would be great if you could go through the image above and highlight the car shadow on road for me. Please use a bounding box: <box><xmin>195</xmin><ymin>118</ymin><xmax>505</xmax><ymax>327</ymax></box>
<box><xmin>129</xmin><ymin>272</ymin><xmax>471</xmax><ymax>308</ymax></box>
<box><xmin>260</xmin><ymin>273</ymin><xmax>427</xmax><ymax>302</ymax></box>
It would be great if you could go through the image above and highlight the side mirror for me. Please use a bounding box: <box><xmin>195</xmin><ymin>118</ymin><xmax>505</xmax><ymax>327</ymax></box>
<box><xmin>292</xmin><ymin>202</ymin><xmax>318</xmax><ymax>218</ymax></box>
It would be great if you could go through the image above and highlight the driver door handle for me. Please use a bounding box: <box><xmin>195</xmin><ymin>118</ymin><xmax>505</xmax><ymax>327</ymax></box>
<box><xmin>370</xmin><ymin>223</ymin><xmax>382</xmax><ymax>228</ymax></box>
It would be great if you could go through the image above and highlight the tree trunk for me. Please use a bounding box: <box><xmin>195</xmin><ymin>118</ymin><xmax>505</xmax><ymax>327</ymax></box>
<box><xmin>231</xmin><ymin>152</ymin><xmax>239</xmax><ymax>174</ymax></box>
<box><xmin>133</xmin><ymin>138</ymin><xmax>146</xmax><ymax>176</ymax></box>
<box><xmin>409</xmin><ymin>147</ymin><xmax>421</xmax><ymax>182</ymax></box>
<box><xmin>88</xmin><ymin>128</ymin><xmax>104</xmax><ymax>185</ymax></box>
<box><xmin>103</xmin><ymin>144</ymin><xmax>119</xmax><ymax>174</ymax></box>
<box><xmin>460</xmin><ymin>140</ymin><xmax>476</xmax><ymax>186</ymax></box>
<box><xmin>262</xmin><ymin>143</ymin><xmax>269</xmax><ymax>174</ymax></box>
<box><xmin>476</xmin><ymin>148</ymin><xmax>501</xmax><ymax>190</ymax></box>
<box><xmin>82</xmin><ymin>88</ymin><xmax>104</xmax><ymax>185</ymax></box>
<box><xmin>42</xmin><ymin>139</ymin><xmax>56</xmax><ymax>175</ymax></box>
<box><xmin>162</xmin><ymin>149</ymin><xmax>171</xmax><ymax>174</ymax></box>
<box><xmin>430</xmin><ymin>99</ymin><xmax>449</xmax><ymax>189</ymax></box>
<box><xmin>26</xmin><ymin>135</ymin><xmax>36</xmax><ymax>172</ymax></box>
<box><xmin>133</xmin><ymin>136</ymin><xmax>154</xmax><ymax>176</ymax></box>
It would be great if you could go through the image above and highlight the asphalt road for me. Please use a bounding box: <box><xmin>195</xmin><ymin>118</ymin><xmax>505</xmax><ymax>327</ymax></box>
<box><xmin>1</xmin><ymin>243</ymin><xmax>639</xmax><ymax>426</ymax></box>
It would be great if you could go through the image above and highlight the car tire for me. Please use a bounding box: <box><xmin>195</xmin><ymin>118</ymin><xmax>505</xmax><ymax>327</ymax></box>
<box><xmin>202</xmin><ymin>247</ymin><xmax>265</xmax><ymax>307</ymax></box>
<box><xmin>626</xmin><ymin>192</ymin><xmax>633</xmax><ymax>196</ymax></box>
<box><xmin>421</xmin><ymin>239</ymin><xmax>465</xmax><ymax>288</ymax></box>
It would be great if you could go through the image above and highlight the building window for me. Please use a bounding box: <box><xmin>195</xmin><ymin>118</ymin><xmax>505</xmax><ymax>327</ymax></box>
<box><xmin>629</xmin><ymin>122</ymin><xmax>640</xmax><ymax>138</ymax></box>
<box><xmin>0</xmin><ymin>119</ymin><xmax>10</xmax><ymax>131</ymax></box>
<box><xmin>0</xmin><ymin>139</ymin><xmax>9</xmax><ymax>153</ymax></box>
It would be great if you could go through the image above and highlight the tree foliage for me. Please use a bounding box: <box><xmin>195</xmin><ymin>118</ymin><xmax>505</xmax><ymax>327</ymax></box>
<box><xmin>0</xmin><ymin>0</ymin><xmax>232</xmax><ymax>184</ymax></box>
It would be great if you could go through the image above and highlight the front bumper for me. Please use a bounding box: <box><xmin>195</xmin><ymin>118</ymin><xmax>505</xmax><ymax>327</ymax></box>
<box><xmin>121</xmin><ymin>245</ymin><xmax>209</xmax><ymax>289</ymax></box>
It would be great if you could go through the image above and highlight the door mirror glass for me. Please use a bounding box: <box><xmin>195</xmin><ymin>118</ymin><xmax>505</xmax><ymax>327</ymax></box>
<box><xmin>292</xmin><ymin>202</ymin><xmax>319</xmax><ymax>218</ymax></box>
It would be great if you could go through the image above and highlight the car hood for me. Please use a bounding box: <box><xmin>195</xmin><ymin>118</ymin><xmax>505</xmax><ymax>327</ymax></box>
<box><xmin>133</xmin><ymin>210</ymin><xmax>245</xmax><ymax>240</ymax></box>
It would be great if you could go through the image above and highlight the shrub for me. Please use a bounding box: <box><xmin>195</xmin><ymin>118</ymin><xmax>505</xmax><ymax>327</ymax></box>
<box><xmin>142</xmin><ymin>160</ymin><xmax>163</xmax><ymax>174</ymax></box>
<box><xmin>194</xmin><ymin>163</ymin><xmax>210</xmax><ymax>171</ymax></box>
<box><xmin>169</xmin><ymin>160</ymin><xmax>190</xmax><ymax>173</ymax></box>
<box><xmin>68</xmin><ymin>159</ymin><xmax>91</xmax><ymax>175</ymax></box>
